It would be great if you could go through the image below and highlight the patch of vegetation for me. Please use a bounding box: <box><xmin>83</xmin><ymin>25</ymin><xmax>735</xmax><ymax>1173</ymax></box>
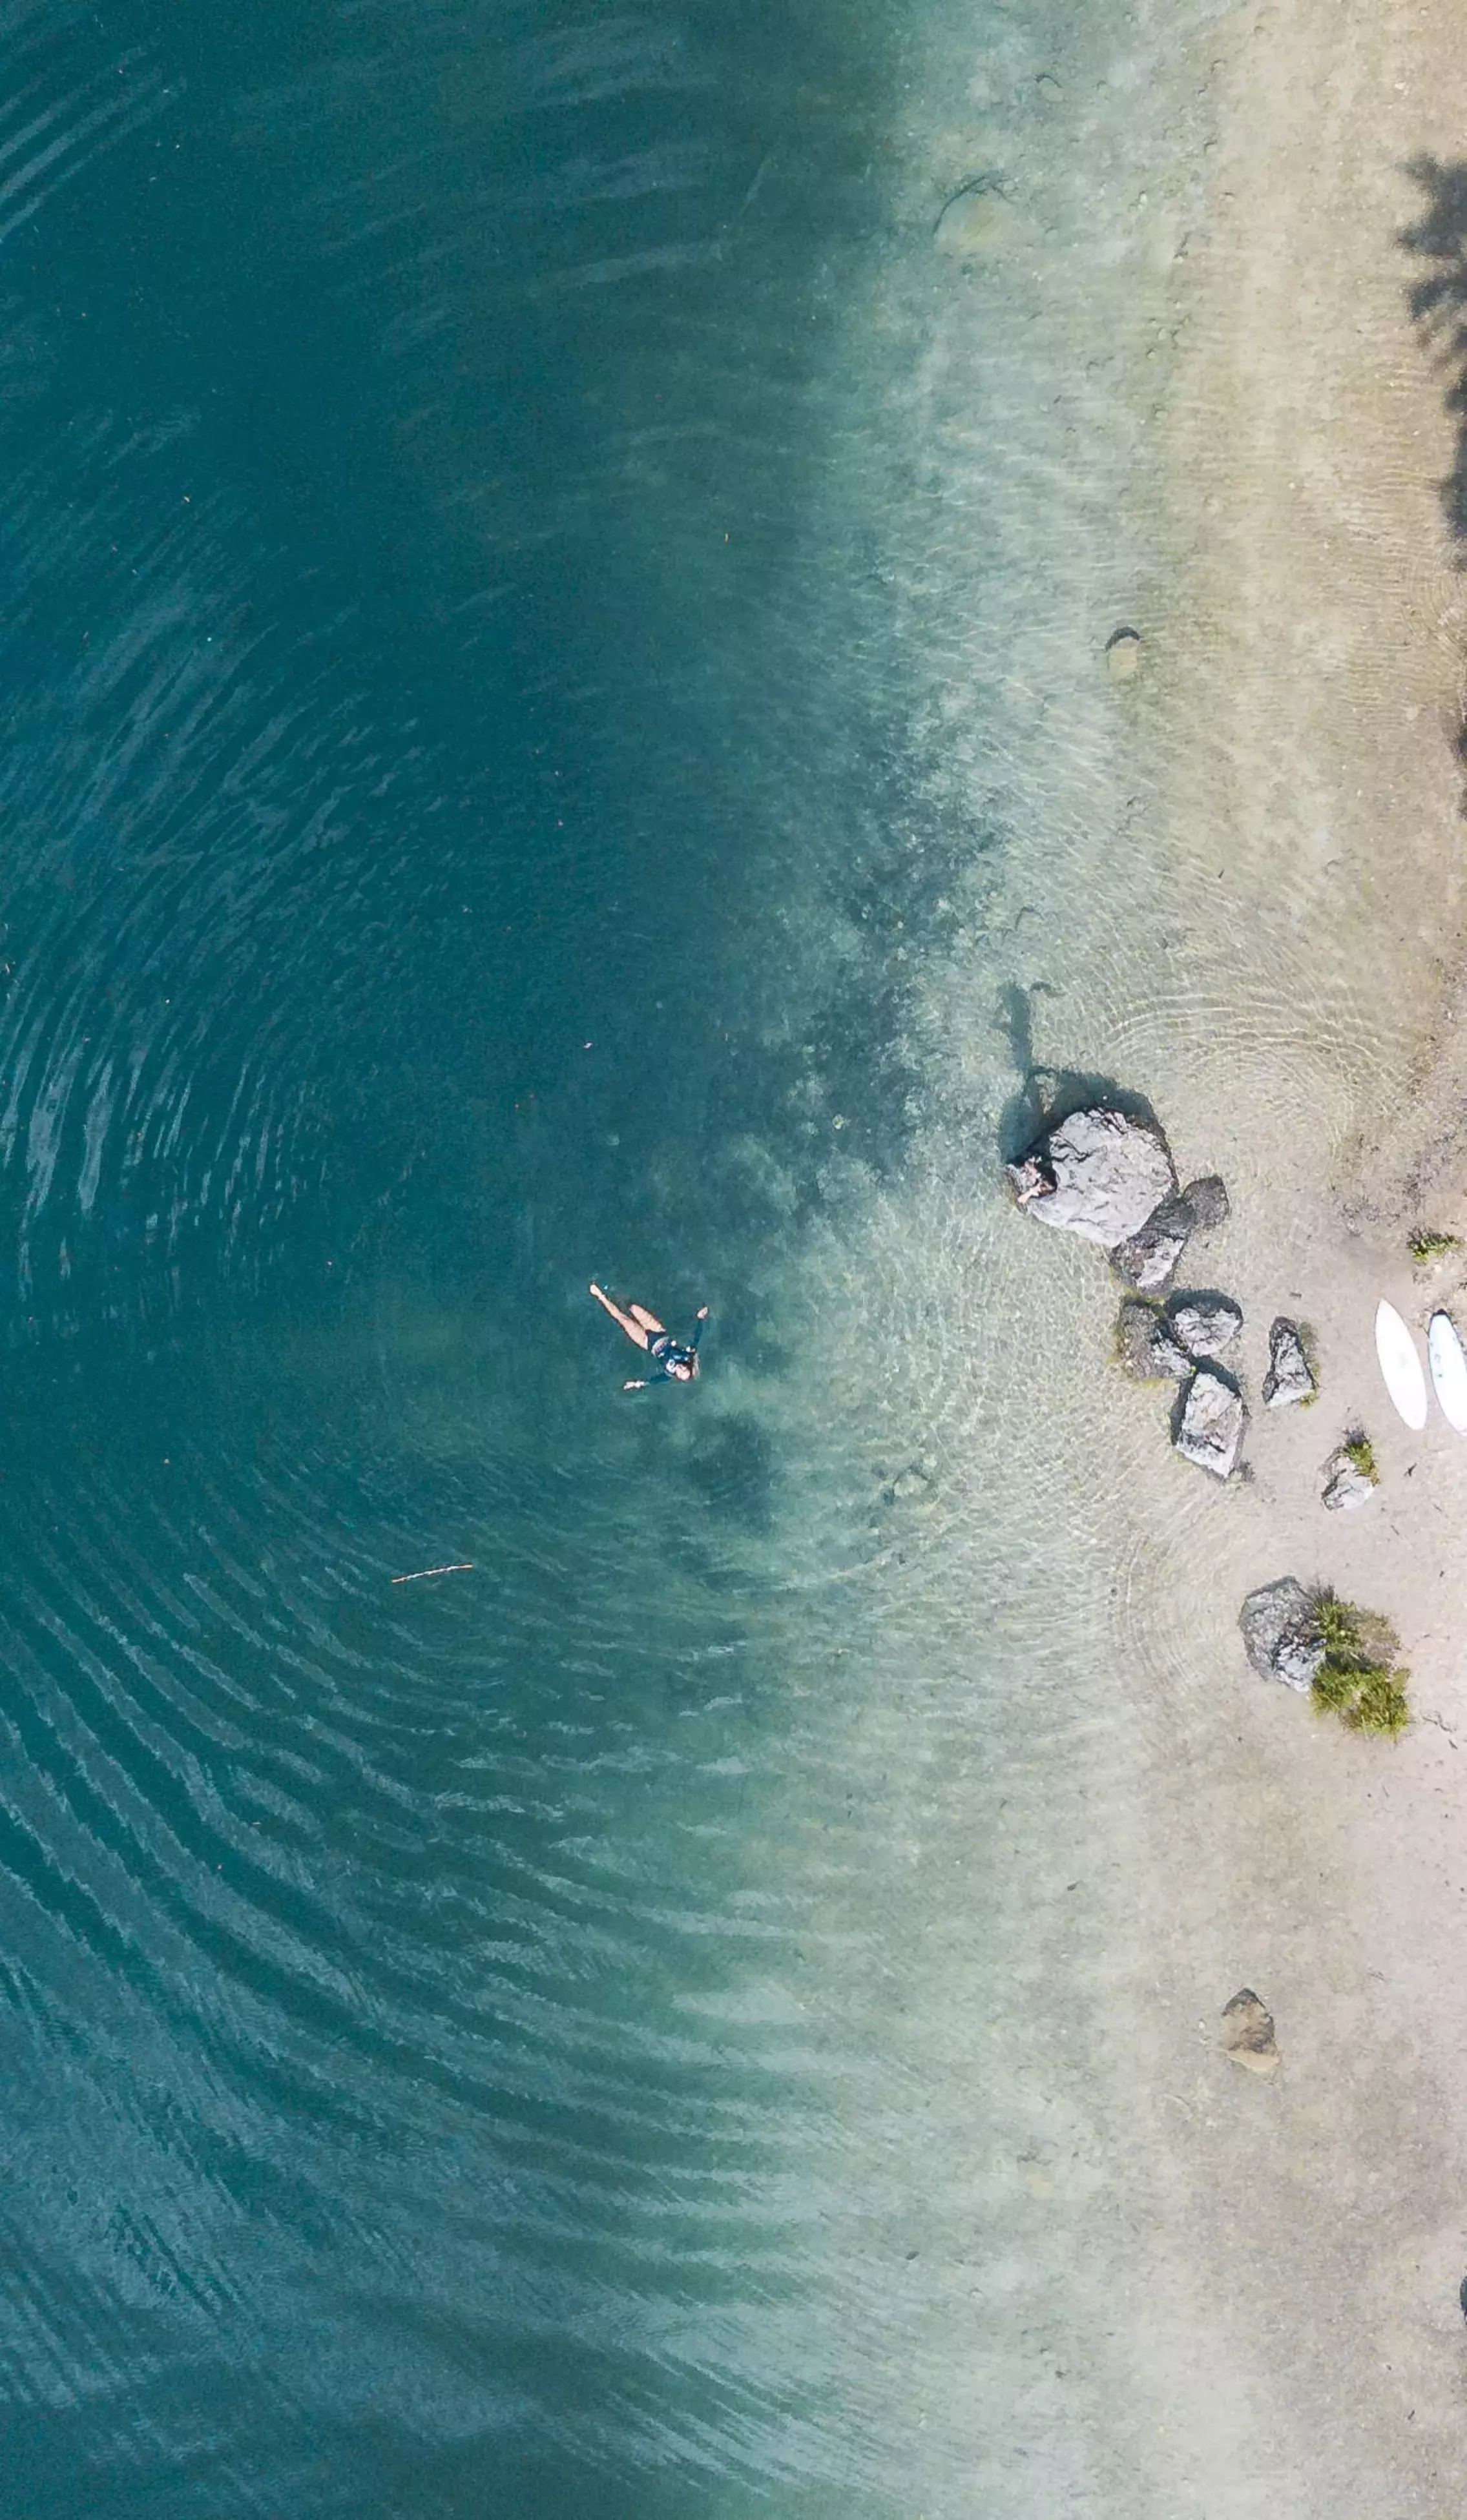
<box><xmin>1297</xmin><ymin>1321</ymin><xmax>1319</xmax><ymax>1405</ymax></box>
<box><xmin>1408</xmin><ymin>1227</ymin><xmax>1462</xmax><ymax>1263</ymax></box>
<box><xmin>1340</xmin><ymin>1429</ymin><xmax>1379</xmax><ymax>1483</ymax></box>
<box><xmin>1309</xmin><ymin>1591</ymin><xmax>1410</xmax><ymax>1737</ymax></box>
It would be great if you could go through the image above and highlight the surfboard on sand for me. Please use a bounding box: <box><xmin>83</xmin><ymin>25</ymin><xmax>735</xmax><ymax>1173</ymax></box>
<box><xmin>1428</xmin><ymin>1310</ymin><xmax>1467</xmax><ymax>1432</ymax></box>
<box><xmin>1375</xmin><ymin>1299</ymin><xmax>1428</xmax><ymax>1430</ymax></box>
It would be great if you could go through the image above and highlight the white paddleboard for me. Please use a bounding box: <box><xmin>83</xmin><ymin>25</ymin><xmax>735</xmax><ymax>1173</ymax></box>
<box><xmin>1376</xmin><ymin>1299</ymin><xmax>1428</xmax><ymax>1430</ymax></box>
<box><xmin>1428</xmin><ymin>1310</ymin><xmax>1467</xmax><ymax>1432</ymax></box>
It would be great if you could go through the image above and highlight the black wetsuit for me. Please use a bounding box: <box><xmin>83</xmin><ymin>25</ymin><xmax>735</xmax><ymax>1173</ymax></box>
<box><xmin>643</xmin><ymin>1314</ymin><xmax>705</xmax><ymax>1383</ymax></box>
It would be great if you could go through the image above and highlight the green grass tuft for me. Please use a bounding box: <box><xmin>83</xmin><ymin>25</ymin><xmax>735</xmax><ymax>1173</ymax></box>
<box><xmin>1340</xmin><ymin>1430</ymin><xmax>1378</xmax><ymax>1483</ymax></box>
<box><xmin>1308</xmin><ymin>1591</ymin><xmax>1409</xmax><ymax>1738</ymax></box>
<box><xmin>1408</xmin><ymin>1228</ymin><xmax>1461</xmax><ymax>1263</ymax></box>
<box><xmin>1349</xmin><ymin>1669</ymin><xmax>1411</xmax><ymax>1737</ymax></box>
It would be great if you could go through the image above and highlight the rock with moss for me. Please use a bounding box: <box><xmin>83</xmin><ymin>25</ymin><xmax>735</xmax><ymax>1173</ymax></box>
<box><xmin>1238</xmin><ymin>1575</ymin><xmax>1326</xmax><ymax>1691</ymax></box>
<box><xmin>1322</xmin><ymin>1456</ymin><xmax>1374</xmax><ymax>1512</ymax></box>
<box><xmin>1239</xmin><ymin>1584</ymin><xmax>1409</xmax><ymax>1734</ymax></box>
<box><xmin>1115</xmin><ymin>1297</ymin><xmax>1191</xmax><ymax>1381</ymax></box>
<box><xmin>1174</xmin><ymin>1366</ymin><xmax>1245</xmax><ymax>1478</ymax></box>
<box><xmin>1262</xmin><ymin>1317</ymin><xmax>1315</xmax><ymax>1408</ymax></box>
<box><xmin>1323</xmin><ymin>1433</ymin><xmax>1377</xmax><ymax>1512</ymax></box>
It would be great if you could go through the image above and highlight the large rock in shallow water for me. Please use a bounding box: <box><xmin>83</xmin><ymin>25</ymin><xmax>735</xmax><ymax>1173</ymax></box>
<box><xmin>1111</xmin><ymin>1192</ymin><xmax>1196</xmax><ymax>1294</ymax></box>
<box><xmin>1006</xmin><ymin>1108</ymin><xmax>1176</xmax><ymax>1249</ymax></box>
<box><xmin>1174</xmin><ymin>1367</ymin><xmax>1245</xmax><ymax>1478</ymax></box>
<box><xmin>1238</xmin><ymin>1576</ymin><xmax>1324</xmax><ymax>1691</ymax></box>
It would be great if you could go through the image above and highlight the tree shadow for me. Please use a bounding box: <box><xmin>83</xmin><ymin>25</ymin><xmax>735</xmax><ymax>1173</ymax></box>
<box><xmin>995</xmin><ymin>982</ymin><xmax>1160</xmax><ymax>1163</ymax></box>
<box><xmin>1401</xmin><ymin>156</ymin><xmax>1467</xmax><ymax>552</ymax></box>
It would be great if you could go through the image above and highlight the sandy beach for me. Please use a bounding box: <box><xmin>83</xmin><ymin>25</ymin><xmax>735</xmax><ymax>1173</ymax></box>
<box><xmin>1018</xmin><ymin>0</ymin><xmax>1467</xmax><ymax>2500</ymax></box>
<box><xmin>784</xmin><ymin>0</ymin><xmax>1467</xmax><ymax>2506</ymax></box>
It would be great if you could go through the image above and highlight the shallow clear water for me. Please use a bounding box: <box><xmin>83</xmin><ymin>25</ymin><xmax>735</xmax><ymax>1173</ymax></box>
<box><xmin>0</xmin><ymin>0</ymin><xmax>1251</xmax><ymax>2512</ymax></box>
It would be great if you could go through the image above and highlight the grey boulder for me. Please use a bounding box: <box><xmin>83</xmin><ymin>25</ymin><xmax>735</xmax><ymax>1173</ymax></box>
<box><xmin>1180</xmin><ymin>1174</ymin><xmax>1230</xmax><ymax>1234</ymax></box>
<box><xmin>1262</xmin><ymin>1317</ymin><xmax>1315</xmax><ymax>1408</ymax></box>
<box><xmin>1238</xmin><ymin>1576</ymin><xmax>1324</xmax><ymax>1691</ymax></box>
<box><xmin>1112</xmin><ymin>1191</ymin><xmax>1197</xmax><ymax>1294</ymax></box>
<box><xmin>1006</xmin><ymin>1107</ymin><xmax>1176</xmax><ymax>1249</ymax></box>
<box><xmin>1116</xmin><ymin>1298</ymin><xmax>1193</xmax><ymax>1381</ymax></box>
<box><xmin>1169</xmin><ymin>1294</ymin><xmax>1243</xmax><ymax>1359</ymax></box>
<box><xmin>1174</xmin><ymin>1367</ymin><xmax>1245</xmax><ymax>1478</ymax></box>
<box><xmin>1322</xmin><ymin>1450</ymin><xmax>1374</xmax><ymax>1513</ymax></box>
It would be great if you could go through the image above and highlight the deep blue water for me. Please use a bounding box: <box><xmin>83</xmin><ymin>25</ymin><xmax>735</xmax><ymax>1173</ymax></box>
<box><xmin>0</xmin><ymin>3</ymin><xmax>975</xmax><ymax>2512</ymax></box>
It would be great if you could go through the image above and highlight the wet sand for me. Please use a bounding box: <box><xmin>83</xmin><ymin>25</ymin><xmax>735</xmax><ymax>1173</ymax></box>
<box><xmin>804</xmin><ymin>0</ymin><xmax>1467</xmax><ymax>2503</ymax></box>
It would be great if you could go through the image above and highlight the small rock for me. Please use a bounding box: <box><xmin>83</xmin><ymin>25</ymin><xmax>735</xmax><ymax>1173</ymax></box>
<box><xmin>1220</xmin><ymin>1988</ymin><xmax>1279</xmax><ymax>2078</ymax></box>
<box><xmin>1035</xmin><ymin>70</ymin><xmax>1063</xmax><ymax>99</ymax></box>
<box><xmin>1105</xmin><ymin>626</ymin><xmax>1143</xmax><ymax>682</ymax></box>
<box><xmin>1116</xmin><ymin>1298</ymin><xmax>1192</xmax><ymax>1380</ymax></box>
<box><xmin>1238</xmin><ymin>1576</ymin><xmax>1324</xmax><ymax>1691</ymax></box>
<box><xmin>1322</xmin><ymin>1450</ymin><xmax>1374</xmax><ymax>1513</ymax></box>
<box><xmin>1168</xmin><ymin>1293</ymin><xmax>1243</xmax><ymax>1359</ymax></box>
<box><xmin>935</xmin><ymin>182</ymin><xmax>1030</xmax><ymax>260</ymax></box>
<box><xmin>1180</xmin><ymin>1174</ymin><xmax>1229</xmax><ymax>1233</ymax></box>
<box><xmin>1112</xmin><ymin>1190</ymin><xmax>1196</xmax><ymax>1293</ymax></box>
<box><xmin>1262</xmin><ymin>1316</ymin><xmax>1315</xmax><ymax>1408</ymax></box>
<box><xmin>1005</xmin><ymin>1106</ymin><xmax>1176</xmax><ymax>1250</ymax></box>
<box><xmin>888</xmin><ymin>1463</ymin><xmax>935</xmax><ymax>1505</ymax></box>
<box><xmin>1174</xmin><ymin>1366</ymin><xmax>1245</xmax><ymax>1478</ymax></box>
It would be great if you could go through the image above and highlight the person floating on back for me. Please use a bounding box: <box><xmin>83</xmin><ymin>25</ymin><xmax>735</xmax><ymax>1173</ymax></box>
<box><xmin>589</xmin><ymin>1283</ymin><xmax>709</xmax><ymax>1389</ymax></box>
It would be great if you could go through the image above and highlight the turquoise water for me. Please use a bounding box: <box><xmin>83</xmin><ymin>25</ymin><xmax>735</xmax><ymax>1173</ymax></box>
<box><xmin>0</xmin><ymin>0</ymin><xmax>1214</xmax><ymax>2512</ymax></box>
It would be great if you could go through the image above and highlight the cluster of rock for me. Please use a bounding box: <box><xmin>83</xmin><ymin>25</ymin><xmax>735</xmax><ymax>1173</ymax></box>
<box><xmin>1006</xmin><ymin>1105</ymin><xmax>1247</xmax><ymax>1476</ymax></box>
<box><xmin>1005</xmin><ymin>1102</ymin><xmax>1321</xmax><ymax>1482</ymax></box>
<box><xmin>1006</xmin><ymin>1106</ymin><xmax>1223</xmax><ymax>1288</ymax></box>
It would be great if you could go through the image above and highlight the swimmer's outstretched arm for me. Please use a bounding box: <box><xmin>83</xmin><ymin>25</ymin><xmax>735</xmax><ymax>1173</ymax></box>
<box><xmin>589</xmin><ymin>1281</ymin><xmax>650</xmax><ymax>1350</ymax></box>
<box><xmin>691</xmin><ymin>1305</ymin><xmax>709</xmax><ymax>1350</ymax></box>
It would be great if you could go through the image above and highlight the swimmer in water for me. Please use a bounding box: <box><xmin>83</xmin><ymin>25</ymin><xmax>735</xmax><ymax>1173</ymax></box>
<box><xmin>588</xmin><ymin>1283</ymin><xmax>709</xmax><ymax>1388</ymax></box>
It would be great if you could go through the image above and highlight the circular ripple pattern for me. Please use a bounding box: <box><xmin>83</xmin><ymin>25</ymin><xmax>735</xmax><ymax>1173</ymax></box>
<box><xmin>0</xmin><ymin>0</ymin><xmax>1448</xmax><ymax>2516</ymax></box>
